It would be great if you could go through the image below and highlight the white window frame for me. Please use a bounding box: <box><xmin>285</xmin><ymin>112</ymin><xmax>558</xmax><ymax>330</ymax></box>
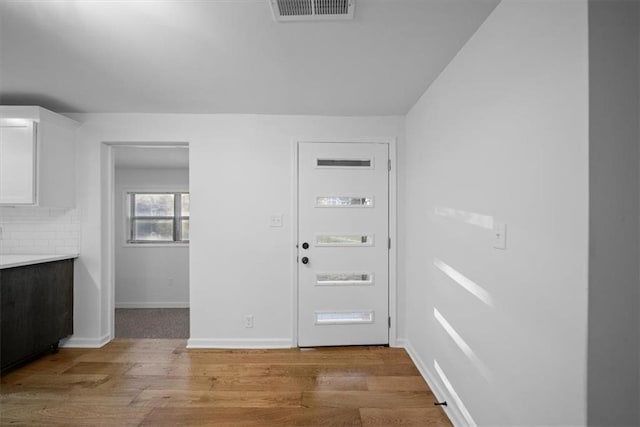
<box><xmin>125</xmin><ymin>191</ymin><xmax>189</xmax><ymax>246</ymax></box>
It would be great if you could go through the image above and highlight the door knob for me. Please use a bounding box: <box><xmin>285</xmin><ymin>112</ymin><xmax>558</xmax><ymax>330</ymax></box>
<box><xmin>302</xmin><ymin>242</ymin><xmax>309</xmax><ymax>250</ymax></box>
<box><xmin>301</xmin><ymin>257</ymin><xmax>309</xmax><ymax>265</ymax></box>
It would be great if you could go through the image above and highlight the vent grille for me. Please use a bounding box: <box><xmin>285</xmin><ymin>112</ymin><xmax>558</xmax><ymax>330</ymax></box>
<box><xmin>270</xmin><ymin>0</ymin><xmax>354</xmax><ymax>21</ymax></box>
<box><xmin>314</xmin><ymin>0</ymin><xmax>350</xmax><ymax>15</ymax></box>
<box><xmin>277</xmin><ymin>0</ymin><xmax>312</xmax><ymax>16</ymax></box>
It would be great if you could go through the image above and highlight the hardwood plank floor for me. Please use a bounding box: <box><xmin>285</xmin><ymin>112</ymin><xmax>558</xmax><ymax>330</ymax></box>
<box><xmin>0</xmin><ymin>340</ymin><xmax>452</xmax><ymax>426</ymax></box>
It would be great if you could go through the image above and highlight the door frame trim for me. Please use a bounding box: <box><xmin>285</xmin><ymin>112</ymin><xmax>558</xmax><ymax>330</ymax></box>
<box><xmin>291</xmin><ymin>138</ymin><xmax>398</xmax><ymax>347</ymax></box>
<box><xmin>101</xmin><ymin>141</ymin><xmax>189</xmax><ymax>342</ymax></box>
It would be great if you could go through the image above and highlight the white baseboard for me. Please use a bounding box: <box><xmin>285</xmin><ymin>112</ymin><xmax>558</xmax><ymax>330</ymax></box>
<box><xmin>60</xmin><ymin>333</ymin><xmax>111</xmax><ymax>348</ymax></box>
<box><xmin>187</xmin><ymin>338</ymin><xmax>294</xmax><ymax>349</ymax></box>
<box><xmin>402</xmin><ymin>339</ymin><xmax>466</xmax><ymax>427</ymax></box>
<box><xmin>115</xmin><ymin>302</ymin><xmax>190</xmax><ymax>309</ymax></box>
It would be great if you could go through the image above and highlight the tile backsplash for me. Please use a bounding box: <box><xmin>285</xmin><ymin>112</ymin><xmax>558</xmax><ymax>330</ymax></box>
<box><xmin>0</xmin><ymin>207</ymin><xmax>80</xmax><ymax>255</ymax></box>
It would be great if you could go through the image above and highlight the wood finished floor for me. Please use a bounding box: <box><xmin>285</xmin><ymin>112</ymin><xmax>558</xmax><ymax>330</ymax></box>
<box><xmin>0</xmin><ymin>340</ymin><xmax>452</xmax><ymax>426</ymax></box>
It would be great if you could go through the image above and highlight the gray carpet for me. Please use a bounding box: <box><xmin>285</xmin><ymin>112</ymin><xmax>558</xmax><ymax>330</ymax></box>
<box><xmin>115</xmin><ymin>308</ymin><xmax>189</xmax><ymax>338</ymax></box>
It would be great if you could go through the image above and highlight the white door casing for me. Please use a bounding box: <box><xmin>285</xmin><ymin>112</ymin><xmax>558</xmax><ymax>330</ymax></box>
<box><xmin>297</xmin><ymin>142</ymin><xmax>389</xmax><ymax>347</ymax></box>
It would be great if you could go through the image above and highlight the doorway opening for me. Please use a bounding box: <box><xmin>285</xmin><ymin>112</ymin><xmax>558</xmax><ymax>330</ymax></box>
<box><xmin>109</xmin><ymin>144</ymin><xmax>190</xmax><ymax>339</ymax></box>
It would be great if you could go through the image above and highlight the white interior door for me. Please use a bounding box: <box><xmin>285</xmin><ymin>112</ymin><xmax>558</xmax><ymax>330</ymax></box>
<box><xmin>298</xmin><ymin>142</ymin><xmax>389</xmax><ymax>347</ymax></box>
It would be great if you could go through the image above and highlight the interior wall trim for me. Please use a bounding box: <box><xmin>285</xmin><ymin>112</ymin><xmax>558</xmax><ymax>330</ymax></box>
<box><xmin>60</xmin><ymin>333</ymin><xmax>111</xmax><ymax>349</ymax></box>
<box><xmin>402</xmin><ymin>339</ymin><xmax>465</xmax><ymax>427</ymax></box>
<box><xmin>186</xmin><ymin>338</ymin><xmax>294</xmax><ymax>349</ymax></box>
<box><xmin>115</xmin><ymin>302</ymin><xmax>190</xmax><ymax>309</ymax></box>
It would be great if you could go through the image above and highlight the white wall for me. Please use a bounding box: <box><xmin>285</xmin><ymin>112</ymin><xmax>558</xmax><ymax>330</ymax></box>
<box><xmin>114</xmin><ymin>167</ymin><xmax>189</xmax><ymax>308</ymax></box>
<box><xmin>402</xmin><ymin>1</ymin><xmax>589</xmax><ymax>425</ymax></box>
<box><xmin>587</xmin><ymin>1</ymin><xmax>640</xmax><ymax>425</ymax></box>
<box><xmin>68</xmin><ymin>114</ymin><xmax>403</xmax><ymax>347</ymax></box>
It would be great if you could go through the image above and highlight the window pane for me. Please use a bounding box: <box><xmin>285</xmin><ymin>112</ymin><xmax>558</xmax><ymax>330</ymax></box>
<box><xmin>315</xmin><ymin>311</ymin><xmax>374</xmax><ymax>325</ymax></box>
<box><xmin>316</xmin><ymin>234</ymin><xmax>373</xmax><ymax>246</ymax></box>
<box><xmin>316</xmin><ymin>196</ymin><xmax>373</xmax><ymax>207</ymax></box>
<box><xmin>132</xmin><ymin>219</ymin><xmax>173</xmax><ymax>241</ymax></box>
<box><xmin>317</xmin><ymin>159</ymin><xmax>371</xmax><ymax>167</ymax></box>
<box><xmin>316</xmin><ymin>273</ymin><xmax>373</xmax><ymax>285</ymax></box>
<box><xmin>181</xmin><ymin>219</ymin><xmax>189</xmax><ymax>241</ymax></box>
<box><xmin>133</xmin><ymin>194</ymin><xmax>174</xmax><ymax>216</ymax></box>
<box><xmin>181</xmin><ymin>193</ymin><xmax>190</xmax><ymax>216</ymax></box>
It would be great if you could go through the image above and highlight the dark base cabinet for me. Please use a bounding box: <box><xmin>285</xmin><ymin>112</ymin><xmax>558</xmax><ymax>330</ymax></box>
<box><xmin>1</xmin><ymin>259</ymin><xmax>74</xmax><ymax>374</ymax></box>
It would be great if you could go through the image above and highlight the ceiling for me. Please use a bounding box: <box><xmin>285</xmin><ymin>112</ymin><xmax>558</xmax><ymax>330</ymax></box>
<box><xmin>113</xmin><ymin>146</ymin><xmax>189</xmax><ymax>169</ymax></box>
<box><xmin>0</xmin><ymin>0</ymin><xmax>499</xmax><ymax>116</ymax></box>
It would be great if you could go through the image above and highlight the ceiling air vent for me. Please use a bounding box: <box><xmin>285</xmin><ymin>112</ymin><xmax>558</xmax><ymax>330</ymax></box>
<box><xmin>269</xmin><ymin>0</ymin><xmax>355</xmax><ymax>22</ymax></box>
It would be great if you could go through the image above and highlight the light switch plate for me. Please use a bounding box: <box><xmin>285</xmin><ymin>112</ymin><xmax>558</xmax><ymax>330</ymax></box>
<box><xmin>493</xmin><ymin>222</ymin><xmax>506</xmax><ymax>249</ymax></box>
<box><xmin>269</xmin><ymin>215</ymin><xmax>283</xmax><ymax>228</ymax></box>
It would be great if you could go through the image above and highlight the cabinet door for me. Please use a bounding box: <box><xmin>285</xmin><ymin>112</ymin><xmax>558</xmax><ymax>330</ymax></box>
<box><xmin>1</xmin><ymin>259</ymin><xmax>74</xmax><ymax>372</ymax></box>
<box><xmin>0</xmin><ymin>121</ymin><xmax>36</xmax><ymax>204</ymax></box>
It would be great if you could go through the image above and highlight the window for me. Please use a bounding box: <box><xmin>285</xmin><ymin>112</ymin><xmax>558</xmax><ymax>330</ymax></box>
<box><xmin>316</xmin><ymin>196</ymin><xmax>374</xmax><ymax>207</ymax></box>
<box><xmin>316</xmin><ymin>273</ymin><xmax>374</xmax><ymax>286</ymax></box>
<box><xmin>315</xmin><ymin>233</ymin><xmax>374</xmax><ymax>246</ymax></box>
<box><xmin>316</xmin><ymin>158</ymin><xmax>372</xmax><ymax>168</ymax></box>
<box><xmin>314</xmin><ymin>311</ymin><xmax>374</xmax><ymax>325</ymax></box>
<box><xmin>128</xmin><ymin>192</ymin><xmax>189</xmax><ymax>243</ymax></box>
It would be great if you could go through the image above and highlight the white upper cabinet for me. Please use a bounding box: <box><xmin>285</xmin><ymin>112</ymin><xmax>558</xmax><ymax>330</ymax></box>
<box><xmin>0</xmin><ymin>106</ymin><xmax>78</xmax><ymax>207</ymax></box>
<box><xmin>0</xmin><ymin>121</ymin><xmax>36</xmax><ymax>204</ymax></box>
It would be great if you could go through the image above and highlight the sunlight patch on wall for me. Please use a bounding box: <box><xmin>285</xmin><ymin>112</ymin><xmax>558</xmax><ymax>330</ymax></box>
<box><xmin>434</xmin><ymin>308</ymin><xmax>491</xmax><ymax>382</ymax></box>
<box><xmin>434</xmin><ymin>206</ymin><xmax>494</xmax><ymax>230</ymax></box>
<box><xmin>433</xmin><ymin>258</ymin><xmax>493</xmax><ymax>307</ymax></box>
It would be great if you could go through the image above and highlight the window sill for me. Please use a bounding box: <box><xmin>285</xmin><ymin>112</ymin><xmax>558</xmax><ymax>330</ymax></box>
<box><xmin>123</xmin><ymin>243</ymin><xmax>189</xmax><ymax>248</ymax></box>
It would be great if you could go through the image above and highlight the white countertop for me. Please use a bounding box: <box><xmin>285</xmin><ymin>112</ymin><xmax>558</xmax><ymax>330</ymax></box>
<box><xmin>0</xmin><ymin>253</ymin><xmax>78</xmax><ymax>269</ymax></box>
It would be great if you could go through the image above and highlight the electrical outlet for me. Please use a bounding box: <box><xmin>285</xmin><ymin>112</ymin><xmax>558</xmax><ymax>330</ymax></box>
<box><xmin>244</xmin><ymin>314</ymin><xmax>254</xmax><ymax>328</ymax></box>
<box><xmin>269</xmin><ymin>215</ymin><xmax>283</xmax><ymax>228</ymax></box>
